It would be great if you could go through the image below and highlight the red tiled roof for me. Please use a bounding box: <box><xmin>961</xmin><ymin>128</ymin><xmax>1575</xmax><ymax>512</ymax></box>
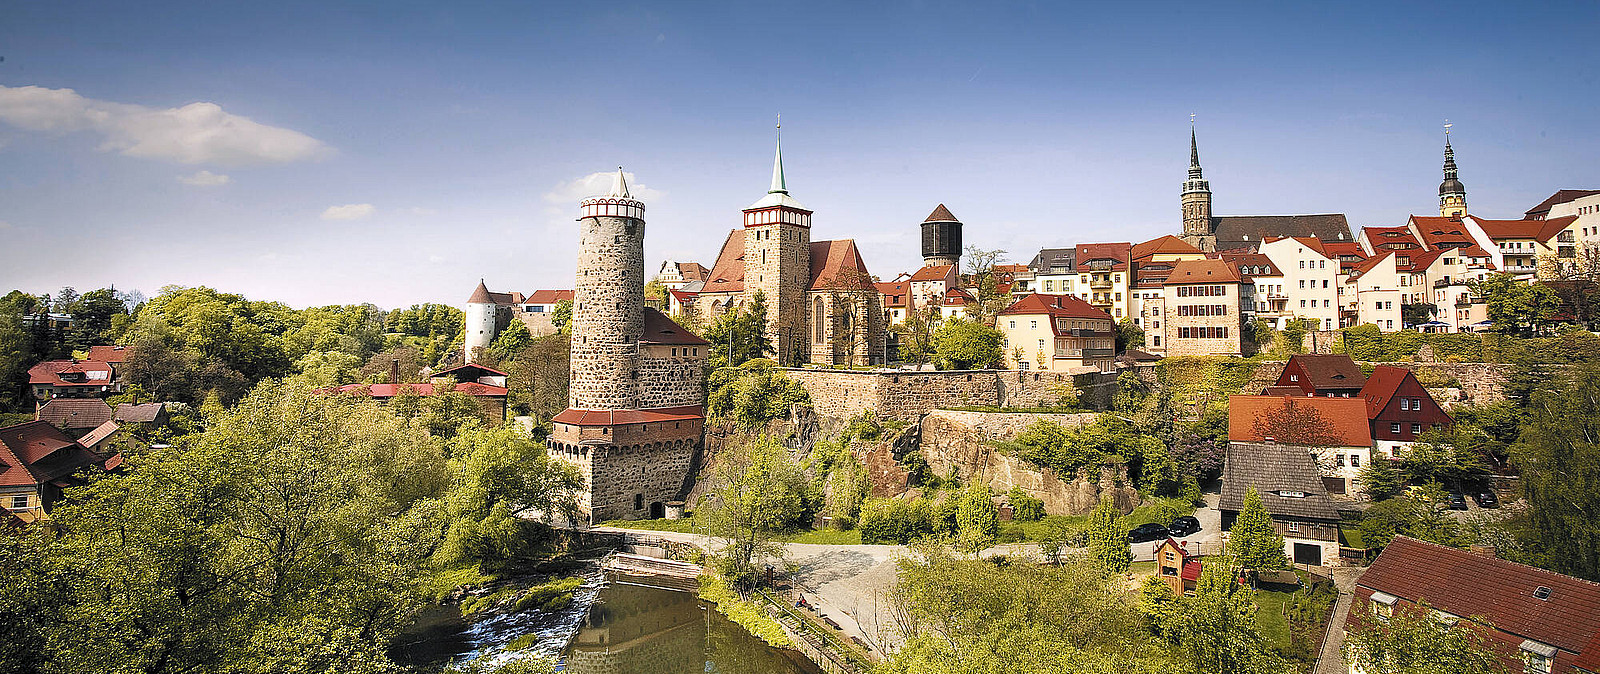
<box><xmin>1359</xmin><ymin>365</ymin><xmax>1411</xmax><ymax>417</ymax></box>
<box><xmin>1132</xmin><ymin>235</ymin><xmax>1203</xmax><ymax>260</ymax></box>
<box><xmin>641</xmin><ymin>308</ymin><xmax>709</xmax><ymax>346</ymax></box>
<box><xmin>523</xmin><ymin>289</ymin><xmax>573</xmax><ymax>305</ymax></box>
<box><xmin>1347</xmin><ymin>250</ymin><xmax>1394</xmax><ymax>276</ymax></box>
<box><xmin>1320</xmin><ymin>241</ymin><xmax>1366</xmax><ymax>259</ymax></box>
<box><xmin>1164</xmin><ymin>259</ymin><xmax>1242</xmax><ymax>285</ymax></box>
<box><xmin>86</xmin><ymin>345</ymin><xmax>129</xmax><ymax>363</ymax></box>
<box><xmin>1227</xmin><ymin>395</ymin><xmax>1373</xmax><ymax>447</ymax></box>
<box><xmin>76</xmin><ymin>420</ymin><xmax>120</xmax><ymax>448</ymax></box>
<box><xmin>28</xmin><ymin>360</ymin><xmax>115</xmax><ymax>387</ymax></box>
<box><xmin>678</xmin><ymin>262</ymin><xmax>708</xmax><ymax>283</ymax></box>
<box><xmin>1473</xmin><ymin>215</ymin><xmax>1577</xmax><ymax>243</ymax></box>
<box><xmin>1261</xmin><ymin>386</ymin><xmax>1305</xmax><ymax>396</ymax></box>
<box><xmin>36</xmin><ymin>398</ymin><xmax>114</xmax><ymax>430</ymax></box>
<box><xmin>1182</xmin><ymin>559</ymin><xmax>1204</xmax><ymax>581</ymax></box>
<box><xmin>809</xmin><ymin>239</ymin><xmax>877</xmax><ymax>291</ymax></box>
<box><xmin>113</xmin><ymin>403</ymin><xmax>165</xmax><ymax>423</ymax></box>
<box><xmin>0</xmin><ymin>421</ymin><xmax>107</xmax><ymax>487</ymax></box>
<box><xmin>1280</xmin><ymin>354</ymin><xmax>1367</xmax><ymax>391</ymax></box>
<box><xmin>1216</xmin><ymin>251</ymin><xmax>1281</xmax><ymax>278</ymax></box>
<box><xmin>466</xmin><ymin>281</ymin><xmax>521</xmax><ymax>305</ymax></box>
<box><xmin>1358</xmin><ymin>536</ymin><xmax>1600</xmax><ymax>657</ymax></box>
<box><xmin>875</xmin><ymin>282</ymin><xmax>910</xmax><ymax>308</ymax></box>
<box><xmin>1075</xmin><ymin>242</ymin><xmax>1132</xmax><ymax>271</ymax></box>
<box><xmin>1395</xmin><ymin>248</ymin><xmax>1446</xmax><ymax>272</ymax></box>
<box><xmin>701</xmin><ymin>229</ymin><xmax>747</xmax><ymax>294</ymax></box>
<box><xmin>998</xmin><ymin>293</ymin><xmax>1112</xmax><ymax>323</ymax></box>
<box><xmin>552</xmin><ymin>405</ymin><xmax>705</xmax><ymax>427</ymax></box>
<box><xmin>941</xmin><ymin>288</ymin><xmax>974</xmax><ymax>306</ymax></box>
<box><xmin>909</xmin><ymin>265</ymin><xmax>955</xmax><ymax>282</ymax></box>
<box><xmin>924</xmin><ymin>204</ymin><xmax>959</xmax><ymax>222</ymax></box>
<box><xmin>1525</xmin><ymin>189</ymin><xmax>1600</xmax><ymax>219</ymax></box>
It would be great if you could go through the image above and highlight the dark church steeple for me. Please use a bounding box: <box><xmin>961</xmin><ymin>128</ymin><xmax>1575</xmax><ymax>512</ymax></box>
<box><xmin>1181</xmin><ymin>123</ymin><xmax>1214</xmax><ymax>249</ymax></box>
<box><xmin>1439</xmin><ymin>123</ymin><xmax>1466</xmax><ymax>219</ymax></box>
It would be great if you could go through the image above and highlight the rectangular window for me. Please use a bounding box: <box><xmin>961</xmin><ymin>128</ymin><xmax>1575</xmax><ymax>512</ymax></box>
<box><xmin>1009</xmin><ymin>321</ymin><xmax>1016</xmax><ymax>328</ymax></box>
<box><xmin>1412</xmin><ymin>423</ymin><xmax>1422</xmax><ymax>435</ymax></box>
<box><xmin>1351</xmin><ymin>455</ymin><xmax>1361</xmax><ymax>468</ymax></box>
<box><xmin>1336</xmin><ymin>455</ymin><xmax>1346</xmax><ymax>467</ymax></box>
<box><xmin>1287</xmin><ymin>521</ymin><xmax>1300</xmax><ymax>533</ymax></box>
<box><xmin>7</xmin><ymin>495</ymin><xmax>28</xmax><ymax>509</ymax></box>
<box><xmin>1391</xmin><ymin>423</ymin><xmax>1402</xmax><ymax>434</ymax></box>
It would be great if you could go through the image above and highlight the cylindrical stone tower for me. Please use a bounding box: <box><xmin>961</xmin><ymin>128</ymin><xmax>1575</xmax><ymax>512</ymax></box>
<box><xmin>463</xmin><ymin>280</ymin><xmax>497</xmax><ymax>363</ymax></box>
<box><xmin>569</xmin><ymin>169</ymin><xmax>646</xmax><ymax>410</ymax></box>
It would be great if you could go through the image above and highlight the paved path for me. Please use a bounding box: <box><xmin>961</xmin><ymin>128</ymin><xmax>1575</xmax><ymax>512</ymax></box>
<box><xmin>1313</xmin><ymin>567</ymin><xmax>1365</xmax><ymax>674</ymax></box>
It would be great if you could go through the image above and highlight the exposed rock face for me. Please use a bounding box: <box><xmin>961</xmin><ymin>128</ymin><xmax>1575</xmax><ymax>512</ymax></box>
<box><xmin>917</xmin><ymin>410</ymin><xmax>1139</xmax><ymax>515</ymax></box>
<box><xmin>781</xmin><ymin>368</ymin><xmax>1117</xmax><ymax>421</ymax></box>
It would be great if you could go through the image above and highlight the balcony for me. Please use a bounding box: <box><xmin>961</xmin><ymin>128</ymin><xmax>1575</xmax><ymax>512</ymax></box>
<box><xmin>1090</xmin><ymin>278</ymin><xmax>1113</xmax><ymax>289</ymax></box>
<box><xmin>1082</xmin><ymin>348</ymin><xmax>1115</xmax><ymax>359</ymax></box>
<box><xmin>1066</xmin><ymin>328</ymin><xmax>1112</xmax><ymax>338</ymax></box>
<box><xmin>1504</xmin><ymin>264</ymin><xmax>1537</xmax><ymax>273</ymax></box>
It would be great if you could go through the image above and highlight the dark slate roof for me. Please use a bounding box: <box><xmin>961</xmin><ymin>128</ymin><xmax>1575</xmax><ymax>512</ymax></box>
<box><xmin>1283</xmin><ymin>354</ymin><xmax>1367</xmax><ymax>391</ymax></box>
<box><xmin>1220</xmin><ymin>442</ymin><xmax>1339</xmax><ymax>521</ymax></box>
<box><xmin>1525</xmin><ymin>189</ymin><xmax>1600</xmax><ymax>219</ymax></box>
<box><xmin>640</xmin><ymin>308</ymin><xmax>709</xmax><ymax>346</ymax></box>
<box><xmin>113</xmin><ymin>403</ymin><xmax>165</xmax><ymax>423</ymax></box>
<box><xmin>1359</xmin><ymin>536</ymin><xmax>1600</xmax><ymax>658</ymax></box>
<box><xmin>1212</xmin><ymin>214</ymin><xmax>1353</xmax><ymax>252</ymax></box>
<box><xmin>1029</xmin><ymin>247</ymin><xmax>1076</xmax><ymax>273</ymax></box>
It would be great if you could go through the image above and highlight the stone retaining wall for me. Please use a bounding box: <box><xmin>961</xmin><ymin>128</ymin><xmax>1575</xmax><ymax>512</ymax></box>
<box><xmin>917</xmin><ymin>410</ymin><xmax>1140</xmax><ymax>516</ymax></box>
<box><xmin>781</xmin><ymin>368</ymin><xmax>1116</xmax><ymax>421</ymax></box>
<box><xmin>1244</xmin><ymin>360</ymin><xmax>1513</xmax><ymax>406</ymax></box>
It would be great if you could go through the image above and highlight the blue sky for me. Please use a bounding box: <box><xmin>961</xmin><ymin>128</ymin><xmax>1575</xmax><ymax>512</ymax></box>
<box><xmin>1</xmin><ymin>1</ymin><xmax>1596</xmax><ymax>308</ymax></box>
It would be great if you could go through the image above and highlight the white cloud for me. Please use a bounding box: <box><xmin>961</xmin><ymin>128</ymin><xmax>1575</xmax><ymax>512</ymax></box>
<box><xmin>176</xmin><ymin>170</ymin><xmax>231</xmax><ymax>186</ymax></box>
<box><xmin>0</xmin><ymin>84</ymin><xmax>328</xmax><ymax>166</ymax></box>
<box><xmin>404</xmin><ymin>206</ymin><xmax>438</xmax><ymax>216</ymax></box>
<box><xmin>543</xmin><ymin>170</ymin><xmax>665</xmax><ymax>207</ymax></box>
<box><xmin>321</xmin><ymin>203</ymin><xmax>375</xmax><ymax>220</ymax></box>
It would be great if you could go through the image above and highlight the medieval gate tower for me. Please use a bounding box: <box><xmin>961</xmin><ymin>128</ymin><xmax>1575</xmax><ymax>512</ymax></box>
<box><xmin>548</xmin><ymin>169</ymin><xmax>708</xmax><ymax>523</ymax></box>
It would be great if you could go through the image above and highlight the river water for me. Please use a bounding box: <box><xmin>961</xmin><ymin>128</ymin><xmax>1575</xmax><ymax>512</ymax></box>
<box><xmin>392</xmin><ymin>570</ymin><xmax>819</xmax><ymax>674</ymax></box>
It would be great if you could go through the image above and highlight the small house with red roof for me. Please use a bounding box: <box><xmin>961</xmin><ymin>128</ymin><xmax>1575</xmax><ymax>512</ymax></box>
<box><xmin>1153</xmin><ymin>537</ymin><xmax>1204</xmax><ymax>596</ymax></box>
<box><xmin>1228</xmin><ymin>394</ymin><xmax>1374</xmax><ymax>494</ymax></box>
<box><xmin>875</xmin><ymin>280</ymin><xmax>914</xmax><ymax>326</ymax></box>
<box><xmin>0</xmin><ymin>420</ymin><xmax>116</xmax><ymax>523</ymax></box>
<box><xmin>35</xmin><ymin>398</ymin><xmax>114</xmax><ymax>438</ymax></box>
<box><xmin>27</xmin><ymin>359</ymin><xmax>119</xmax><ymax>401</ymax></box>
<box><xmin>1273</xmin><ymin>354</ymin><xmax>1367</xmax><ymax>397</ymax></box>
<box><xmin>938</xmin><ymin>287</ymin><xmax>976</xmax><ymax>322</ymax></box>
<box><xmin>1360</xmin><ymin>365</ymin><xmax>1452</xmax><ymax>457</ymax></box>
<box><xmin>1348</xmin><ymin>536</ymin><xmax>1600</xmax><ymax>674</ymax></box>
<box><xmin>907</xmin><ymin>263</ymin><xmax>958</xmax><ymax>310</ymax></box>
<box><xmin>1340</xmin><ymin>251</ymin><xmax>1403</xmax><ymax>331</ymax></box>
<box><xmin>996</xmin><ymin>293</ymin><xmax>1116</xmax><ymax>372</ymax></box>
<box><xmin>1075</xmin><ymin>242</ymin><xmax>1132</xmax><ymax>320</ymax></box>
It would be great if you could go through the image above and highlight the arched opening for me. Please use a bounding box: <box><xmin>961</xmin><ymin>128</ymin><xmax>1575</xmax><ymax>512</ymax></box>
<box><xmin>649</xmin><ymin>501</ymin><xmax>665</xmax><ymax>519</ymax></box>
<box><xmin>814</xmin><ymin>297</ymin><xmax>825</xmax><ymax>343</ymax></box>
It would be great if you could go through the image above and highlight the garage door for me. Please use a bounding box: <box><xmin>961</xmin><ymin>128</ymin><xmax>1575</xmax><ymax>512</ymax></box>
<box><xmin>1293</xmin><ymin>542</ymin><xmax>1322</xmax><ymax>566</ymax></box>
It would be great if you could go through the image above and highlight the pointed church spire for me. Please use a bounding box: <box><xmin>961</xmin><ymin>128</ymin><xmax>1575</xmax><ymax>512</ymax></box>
<box><xmin>1188</xmin><ymin>122</ymin><xmax>1204</xmax><ymax>179</ymax></box>
<box><xmin>608</xmin><ymin>166</ymin><xmax>631</xmax><ymax>198</ymax></box>
<box><xmin>1439</xmin><ymin>121</ymin><xmax>1466</xmax><ymax>218</ymax></box>
<box><xmin>769</xmin><ymin>115</ymin><xmax>788</xmax><ymax>195</ymax></box>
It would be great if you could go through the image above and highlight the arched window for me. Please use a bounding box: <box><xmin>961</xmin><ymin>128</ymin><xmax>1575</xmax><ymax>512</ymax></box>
<box><xmin>814</xmin><ymin>297</ymin><xmax>825</xmax><ymax>343</ymax></box>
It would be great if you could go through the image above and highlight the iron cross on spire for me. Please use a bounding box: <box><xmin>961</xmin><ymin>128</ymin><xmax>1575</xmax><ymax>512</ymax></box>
<box><xmin>1444</xmin><ymin>119</ymin><xmax>1452</xmax><ymax>136</ymax></box>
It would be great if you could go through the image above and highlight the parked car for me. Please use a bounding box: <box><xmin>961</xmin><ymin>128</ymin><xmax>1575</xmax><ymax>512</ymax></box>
<box><xmin>1127</xmin><ymin>523</ymin><xmax>1170</xmax><ymax>543</ymax></box>
<box><xmin>1448</xmin><ymin>492</ymin><xmax>1468</xmax><ymax>511</ymax></box>
<box><xmin>1474</xmin><ymin>490</ymin><xmax>1499</xmax><ymax>508</ymax></box>
<box><xmin>1168</xmin><ymin>516</ymin><xmax>1202</xmax><ymax>537</ymax></box>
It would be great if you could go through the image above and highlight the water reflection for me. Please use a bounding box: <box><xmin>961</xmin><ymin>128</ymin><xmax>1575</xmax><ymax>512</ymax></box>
<box><xmin>567</xmin><ymin>578</ymin><xmax>819</xmax><ymax>674</ymax></box>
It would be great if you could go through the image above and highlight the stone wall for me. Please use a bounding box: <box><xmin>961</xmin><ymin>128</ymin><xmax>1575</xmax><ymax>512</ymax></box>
<box><xmin>637</xmin><ymin>347</ymin><xmax>705</xmax><ymax>409</ymax></box>
<box><xmin>1243</xmin><ymin>360</ymin><xmax>1513</xmax><ymax>406</ymax></box>
<box><xmin>782</xmin><ymin>368</ymin><xmax>1114</xmax><ymax>421</ymax></box>
<box><xmin>548</xmin><ymin>419</ymin><xmax>700</xmax><ymax>522</ymax></box>
<box><xmin>918</xmin><ymin>410</ymin><xmax>1140</xmax><ymax>516</ymax></box>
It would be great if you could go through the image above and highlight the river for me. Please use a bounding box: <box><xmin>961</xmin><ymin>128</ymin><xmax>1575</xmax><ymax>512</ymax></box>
<box><xmin>392</xmin><ymin>569</ymin><xmax>820</xmax><ymax>673</ymax></box>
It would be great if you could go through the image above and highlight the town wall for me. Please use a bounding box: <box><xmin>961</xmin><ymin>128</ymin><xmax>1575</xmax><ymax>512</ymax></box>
<box><xmin>918</xmin><ymin>410</ymin><xmax>1140</xmax><ymax>516</ymax></box>
<box><xmin>780</xmin><ymin>368</ymin><xmax>1117</xmax><ymax>421</ymax></box>
<box><xmin>549</xmin><ymin>419</ymin><xmax>700</xmax><ymax>522</ymax></box>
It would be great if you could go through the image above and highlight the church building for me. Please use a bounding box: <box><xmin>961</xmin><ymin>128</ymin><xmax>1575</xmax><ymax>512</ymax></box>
<box><xmin>696</xmin><ymin>131</ymin><xmax>887</xmax><ymax>367</ymax></box>
<box><xmin>1179</xmin><ymin>126</ymin><xmax>1354</xmax><ymax>253</ymax></box>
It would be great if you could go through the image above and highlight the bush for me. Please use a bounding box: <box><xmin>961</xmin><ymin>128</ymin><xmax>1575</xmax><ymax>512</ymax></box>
<box><xmin>859</xmin><ymin>498</ymin><xmax>937</xmax><ymax>544</ymax></box>
<box><xmin>706</xmin><ymin>359</ymin><xmax>811</xmax><ymax>427</ymax></box>
<box><xmin>1007</xmin><ymin>487</ymin><xmax>1046</xmax><ymax>522</ymax></box>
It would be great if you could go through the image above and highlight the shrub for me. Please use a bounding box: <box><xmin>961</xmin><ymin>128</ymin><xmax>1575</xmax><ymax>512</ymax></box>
<box><xmin>1007</xmin><ymin>487</ymin><xmax>1046</xmax><ymax>522</ymax></box>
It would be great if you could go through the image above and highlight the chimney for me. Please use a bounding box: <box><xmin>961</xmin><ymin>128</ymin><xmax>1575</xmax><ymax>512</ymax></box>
<box><xmin>1469</xmin><ymin>544</ymin><xmax>1497</xmax><ymax>558</ymax></box>
<box><xmin>391</xmin><ymin>359</ymin><xmax>401</xmax><ymax>385</ymax></box>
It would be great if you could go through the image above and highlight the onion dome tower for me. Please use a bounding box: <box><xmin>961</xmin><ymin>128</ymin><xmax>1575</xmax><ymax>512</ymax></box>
<box><xmin>463</xmin><ymin>280</ymin><xmax>498</xmax><ymax>363</ymax></box>
<box><xmin>1439</xmin><ymin>128</ymin><xmax>1467</xmax><ymax>219</ymax></box>
<box><xmin>1181</xmin><ymin>125</ymin><xmax>1214</xmax><ymax>246</ymax></box>
<box><xmin>921</xmin><ymin>204</ymin><xmax>963</xmax><ymax>268</ymax></box>
<box><xmin>569</xmin><ymin>168</ymin><xmax>646</xmax><ymax>410</ymax></box>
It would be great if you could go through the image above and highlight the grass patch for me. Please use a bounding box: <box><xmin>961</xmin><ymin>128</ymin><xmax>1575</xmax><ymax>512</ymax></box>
<box><xmin>425</xmin><ymin>565</ymin><xmax>495</xmax><ymax>601</ymax></box>
<box><xmin>460</xmin><ymin>576</ymin><xmax>584</xmax><ymax>617</ymax></box>
<box><xmin>598</xmin><ymin>518</ymin><xmax>699</xmax><ymax>533</ymax></box>
<box><xmin>1254</xmin><ymin>587</ymin><xmax>1294</xmax><ymax>650</ymax></box>
<box><xmin>1340</xmin><ymin>526</ymin><xmax>1366</xmax><ymax>549</ymax></box>
<box><xmin>1003</xmin><ymin>514</ymin><xmax>1090</xmax><ymax>542</ymax></box>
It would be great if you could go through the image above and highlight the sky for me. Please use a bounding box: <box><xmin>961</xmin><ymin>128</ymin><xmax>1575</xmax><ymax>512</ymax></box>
<box><xmin>1</xmin><ymin>1</ymin><xmax>1597</xmax><ymax>309</ymax></box>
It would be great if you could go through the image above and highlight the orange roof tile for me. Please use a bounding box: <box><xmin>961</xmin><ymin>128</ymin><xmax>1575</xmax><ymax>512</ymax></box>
<box><xmin>1163</xmin><ymin>259</ymin><xmax>1242</xmax><ymax>284</ymax></box>
<box><xmin>998</xmin><ymin>293</ymin><xmax>1113</xmax><ymax>323</ymax></box>
<box><xmin>1227</xmin><ymin>395</ymin><xmax>1373</xmax><ymax>447</ymax></box>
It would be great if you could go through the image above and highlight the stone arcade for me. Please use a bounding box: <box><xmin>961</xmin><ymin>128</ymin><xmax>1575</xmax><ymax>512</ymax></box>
<box><xmin>547</xmin><ymin>169</ymin><xmax>709</xmax><ymax>523</ymax></box>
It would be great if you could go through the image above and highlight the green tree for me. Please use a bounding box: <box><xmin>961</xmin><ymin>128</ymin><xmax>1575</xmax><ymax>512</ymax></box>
<box><xmin>1007</xmin><ymin>487</ymin><xmax>1045</xmax><ymax>522</ymax></box>
<box><xmin>1230</xmin><ymin>487</ymin><xmax>1288</xmax><ymax>574</ymax></box>
<box><xmin>1357</xmin><ymin>486</ymin><xmax>1465</xmax><ymax>551</ymax></box>
<box><xmin>960</xmin><ymin>245</ymin><xmax>1010</xmax><ymax>324</ymax></box>
<box><xmin>1514</xmin><ymin>363</ymin><xmax>1600</xmax><ymax>580</ymax></box>
<box><xmin>66</xmin><ymin>287</ymin><xmax>130</xmax><ymax>351</ymax></box>
<box><xmin>705</xmin><ymin>358</ymin><xmax>810</xmax><ymax>428</ymax></box>
<box><xmin>892</xmin><ymin>306</ymin><xmax>938</xmax><ymax>365</ymax></box>
<box><xmin>486</xmin><ymin>319</ymin><xmax>533</xmax><ymax>362</ymax></box>
<box><xmin>1087</xmin><ymin>495</ymin><xmax>1131</xmax><ymax>574</ymax></box>
<box><xmin>931</xmin><ymin>316</ymin><xmax>1004</xmax><ymax>370</ymax></box>
<box><xmin>434</xmin><ymin>425</ymin><xmax>582</xmax><ymax>570</ymax></box>
<box><xmin>702</xmin><ymin>291</ymin><xmax>773</xmax><ymax>368</ymax></box>
<box><xmin>955</xmin><ymin>484</ymin><xmax>999</xmax><ymax>553</ymax></box>
<box><xmin>1171</xmin><ymin>555</ymin><xmax>1288</xmax><ymax>674</ymax></box>
<box><xmin>700</xmin><ymin>435</ymin><xmax>809</xmax><ymax>587</ymax></box>
<box><xmin>550</xmin><ymin>299</ymin><xmax>573</xmax><ymax>333</ymax></box>
<box><xmin>1473</xmin><ymin>273</ymin><xmax>1558</xmax><ymax>336</ymax></box>
<box><xmin>1115</xmin><ymin>317</ymin><xmax>1145</xmax><ymax>352</ymax></box>
<box><xmin>1342</xmin><ymin>600</ymin><xmax>1511</xmax><ymax>674</ymax></box>
<box><xmin>1358</xmin><ymin>457</ymin><xmax>1407</xmax><ymax>500</ymax></box>
<box><xmin>0</xmin><ymin>291</ymin><xmax>39</xmax><ymax>413</ymax></box>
